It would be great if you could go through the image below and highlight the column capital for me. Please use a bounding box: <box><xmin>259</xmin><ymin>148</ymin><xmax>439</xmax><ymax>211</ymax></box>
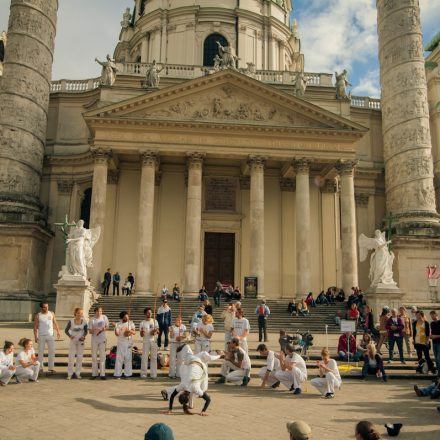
<box><xmin>293</xmin><ymin>158</ymin><xmax>311</xmax><ymax>174</ymax></box>
<box><xmin>248</xmin><ymin>155</ymin><xmax>266</xmax><ymax>171</ymax></box>
<box><xmin>239</xmin><ymin>176</ymin><xmax>250</xmax><ymax>190</ymax></box>
<box><xmin>91</xmin><ymin>147</ymin><xmax>112</xmax><ymax>164</ymax></box>
<box><xmin>186</xmin><ymin>152</ymin><xmax>205</xmax><ymax>169</ymax></box>
<box><xmin>355</xmin><ymin>192</ymin><xmax>369</xmax><ymax>207</ymax></box>
<box><xmin>107</xmin><ymin>169</ymin><xmax>120</xmax><ymax>184</ymax></box>
<box><xmin>321</xmin><ymin>178</ymin><xmax>338</xmax><ymax>193</ymax></box>
<box><xmin>335</xmin><ymin>159</ymin><xmax>358</xmax><ymax>176</ymax></box>
<box><xmin>280</xmin><ymin>178</ymin><xmax>295</xmax><ymax>192</ymax></box>
<box><xmin>140</xmin><ymin>150</ymin><xmax>159</xmax><ymax>167</ymax></box>
<box><xmin>57</xmin><ymin>180</ymin><xmax>74</xmax><ymax>194</ymax></box>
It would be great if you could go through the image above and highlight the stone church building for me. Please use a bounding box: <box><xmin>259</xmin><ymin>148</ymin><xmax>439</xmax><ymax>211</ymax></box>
<box><xmin>1</xmin><ymin>0</ymin><xmax>440</xmax><ymax>320</ymax></box>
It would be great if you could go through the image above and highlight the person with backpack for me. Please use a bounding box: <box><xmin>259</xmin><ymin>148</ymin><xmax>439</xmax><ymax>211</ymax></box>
<box><xmin>114</xmin><ymin>311</ymin><xmax>136</xmax><ymax>378</ymax></box>
<box><xmin>140</xmin><ymin>307</ymin><xmax>159</xmax><ymax>379</ymax></box>
<box><xmin>255</xmin><ymin>300</ymin><xmax>270</xmax><ymax>342</ymax></box>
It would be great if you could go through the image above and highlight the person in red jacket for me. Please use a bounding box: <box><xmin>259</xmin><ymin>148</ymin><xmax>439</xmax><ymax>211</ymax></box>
<box><xmin>337</xmin><ymin>332</ymin><xmax>361</xmax><ymax>361</ymax></box>
<box><xmin>386</xmin><ymin>308</ymin><xmax>405</xmax><ymax>364</ymax></box>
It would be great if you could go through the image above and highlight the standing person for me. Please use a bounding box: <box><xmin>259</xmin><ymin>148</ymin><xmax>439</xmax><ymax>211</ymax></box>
<box><xmin>127</xmin><ymin>272</ymin><xmax>135</xmax><ymax>294</ymax></box>
<box><xmin>33</xmin><ymin>301</ymin><xmax>60</xmax><ymax>375</ymax></box>
<box><xmin>221</xmin><ymin>302</ymin><xmax>236</xmax><ymax>350</ymax></box>
<box><xmin>413</xmin><ymin>310</ymin><xmax>436</xmax><ymax>374</ymax></box>
<box><xmin>89</xmin><ymin>306</ymin><xmax>109</xmax><ymax>380</ymax></box>
<box><xmin>103</xmin><ymin>268</ymin><xmax>111</xmax><ymax>295</ymax></box>
<box><xmin>216</xmin><ymin>337</ymin><xmax>251</xmax><ymax>386</ymax></box>
<box><xmin>195</xmin><ymin>314</ymin><xmax>214</xmax><ymax>354</ymax></box>
<box><xmin>399</xmin><ymin>306</ymin><xmax>413</xmax><ymax>357</ymax></box>
<box><xmin>114</xmin><ymin>311</ymin><xmax>136</xmax><ymax>379</ymax></box>
<box><xmin>139</xmin><ymin>307</ymin><xmax>159</xmax><ymax>379</ymax></box>
<box><xmin>275</xmin><ymin>344</ymin><xmax>307</xmax><ymax>394</ymax></box>
<box><xmin>363</xmin><ymin>305</ymin><xmax>375</xmax><ymax>334</ymax></box>
<box><xmin>65</xmin><ymin>308</ymin><xmax>88</xmax><ymax>380</ymax></box>
<box><xmin>157</xmin><ymin>300</ymin><xmax>172</xmax><ymax>351</ymax></box>
<box><xmin>168</xmin><ymin>316</ymin><xmax>187</xmax><ymax>378</ymax></box>
<box><xmin>0</xmin><ymin>341</ymin><xmax>16</xmax><ymax>386</ymax></box>
<box><xmin>255</xmin><ymin>300</ymin><xmax>270</xmax><ymax>343</ymax></box>
<box><xmin>214</xmin><ymin>280</ymin><xmax>223</xmax><ymax>307</ymax></box>
<box><xmin>430</xmin><ymin>310</ymin><xmax>440</xmax><ymax>377</ymax></box>
<box><xmin>311</xmin><ymin>348</ymin><xmax>341</xmax><ymax>398</ymax></box>
<box><xmin>172</xmin><ymin>283</ymin><xmax>181</xmax><ymax>302</ymax></box>
<box><xmin>256</xmin><ymin>344</ymin><xmax>281</xmax><ymax>388</ymax></box>
<box><xmin>361</xmin><ymin>343</ymin><xmax>387</xmax><ymax>382</ymax></box>
<box><xmin>15</xmin><ymin>338</ymin><xmax>40</xmax><ymax>383</ymax></box>
<box><xmin>231</xmin><ymin>308</ymin><xmax>250</xmax><ymax>353</ymax></box>
<box><xmin>376</xmin><ymin>307</ymin><xmax>390</xmax><ymax>355</ymax></box>
<box><xmin>233</xmin><ymin>286</ymin><xmax>242</xmax><ymax>300</ymax></box>
<box><xmin>112</xmin><ymin>271</ymin><xmax>121</xmax><ymax>296</ymax></box>
<box><xmin>386</xmin><ymin>308</ymin><xmax>405</xmax><ymax>364</ymax></box>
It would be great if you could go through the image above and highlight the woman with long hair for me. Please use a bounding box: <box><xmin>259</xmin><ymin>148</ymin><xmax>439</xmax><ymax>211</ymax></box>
<box><xmin>65</xmin><ymin>307</ymin><xmax>88</xmax><ymax>380</ymax></box>
<box><xmin>376</xmin><ymin>308</ymin><xmax>389</xmax><ymax>355</ymax></box>
<box><xmin>399</xmin><ymin>306</ymin><xmax>413</xmax><ymax>357</ymax></box>
<box><xmin>0</xmin><ymin>341</ymin><xmax>16</xmax><ymax>386</ymax></box>
<box><xmin>413</xmin><ymin>310</ymin><xmax>436</xmax><ymax>374</ymax></box>
<box><xmin>361</xmin><ymin>343</ymin><xmax>387</xmax><ymax>382</ymax></box>
<box><xmin>355</xmin><ymin>421</ymin><xmax>381</xmax><ymax>440</ymax></box>
<box><xmin>15</xmin><ymin>338</ymin><xmax>40</xmax><ymax>383</ymax></box>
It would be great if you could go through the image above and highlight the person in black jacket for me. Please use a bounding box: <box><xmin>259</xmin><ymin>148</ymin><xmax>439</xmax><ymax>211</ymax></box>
<box><xmin>363</xmin><ymin>305</ymin><xmax>375</xmax><ymax>334</ymax></box>
<box><xmin>413</xmin><ymin>311</ymin><xmax>436</xmax><ymax>374</ymax></box>
<box><xmin>361</xmin><ymin>343</ymin><xmax>387</xmax><ymax>382</ymax></box>
<box><xmin>103</xmin><ymin>268</ymin><xmax>111</xmax><ymax>295</ymax></box>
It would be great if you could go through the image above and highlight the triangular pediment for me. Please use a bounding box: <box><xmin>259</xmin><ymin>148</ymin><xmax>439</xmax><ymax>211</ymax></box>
<box><xmin>84</xmin><ymin>70</ymin><xmax>367</xmax><ymax>133</ymax></box>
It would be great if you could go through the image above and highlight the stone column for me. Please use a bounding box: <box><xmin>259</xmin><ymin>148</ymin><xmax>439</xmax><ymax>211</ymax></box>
<box><xmin>377</xmin><ymin>0</ymin><xmax>439</xmax><ymax>229</ymax></box>
<box><xmin>336</xmin><ymin>160</ymin><xmax>359</xmax><ymax>293</ymax></box>
<box><xmin>0</xmin><ymin>0</ymin><xmax>58</xmax><ymax>222</ymax></box>
<box><xmin>294</xmin><ymin>159</ymin><xmax>311</xmax><ymax>298</ymax></box>
<box><xmin>184</xmin><ymin>153</ymin><xmax>204</xmax><ymax>294</ymax></box>
<box><xmin>89</xmin><ymin>148</ymin><xmax>111</xmax><ymax>285</ymax></box>
<box><xmin>249</xmin><ymin>156</ymin><xmax>266</xmax><ymax>296</ymax></box>
<box><xmin>136</xmin><ymin>151</ymin><xmax>158</xmax><ymax>295</ymax></box>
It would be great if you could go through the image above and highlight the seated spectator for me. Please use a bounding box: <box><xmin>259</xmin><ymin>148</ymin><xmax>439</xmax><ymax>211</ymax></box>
<box><xmin>316</xmin><ymin>290</ymin><xmax>329</xmax><ymax>306</ymax></box>
<box><xmin>202</xmin><ymin>298</ymin><xmax>212</xmax><ymax>315</ymax></box>
<box><xmin>334</xmin><ymin>311</ymin><xmax>342</xmax><ymax>326</ymax></box>
<box><xmin>122</xmin><ymin>278</ymin><xmax>132</xmax><ymax>295</ymax></box>
<box><xmin>172</xmin><ymin>283</ymin><xmax>180</xmax><ymax>302</ymax></box>
<box><xmin>232</xmin><ymin>286</ymin><xmax>242</xmax><ymax>300</ymax></box>
<box><xmin>161</xmin><ymin>285</ymin><xmax>169</xmax><ymax>301</ymax></box>
<box><xmin>414</xmin><ymin>378</ymin><xmax>440</xmax><ymax>399</ymax></box>
<box><xmin>361</xmin><ymin>343</ymin><xmax>387</xmax><ymax>382</ymax></box>
<box><xmin>354</xmin><ymin>421</ymin><xmax>382</xmax><ymax>440</ymax></box>
<box><xmin>298</xmin><ymin>299</ymin><xmax>309</xmax><ymax>317</ymax></box>
<box><xmin>144</xmin><ymin>423</ymin><xmax>174</xmax><ymax>440</ymax></box>
<box><xmin>198</xmin><ymin>286</ymin><xmax>208</xmax><ymax>302</ymax></box>
<box><xmin>348</xmin><ymin>303</ymin><xmax>360</xmax><ymax>322</ymax></box>
<box><xmin>359</xmin><ymin>333</ymin><xmax>372</xmax><ymax>353</ymax></box>
<box><xmin>286</xmin><ymin>421</ymin><xmax>311</xmax><ymax>440</ymax></box>
<box><xmin>224</xmin><ymin>284</ymin><xmax>234</xmax><ymax>302</ymax></box>
<box><xmin>338</xmin><ymin>332</ymin><xmax>362</xmax><ymax>361</ymax></box>
<box><xmin>305</xmin><ymin>292</ymin><xmax>316</xmax><ymax>308</ymax></box>
<box><xmin>325</xmin><ymin>288</ymin><xmax>335</xmax><ymax>304</ymax></box>
<box><xmin>287</xmin><ymin>299</ymin><xmax>298</xmax><ymax>315</ymax></box>
<box><xmin>279</xmin><ymin>330</ymin><xmax>294</xmax><ymax>354</ymax></box>
<box><xmin>336</xmin><ymin>289</ymin><xmax>345</xmax><ymax>302</ymax></box>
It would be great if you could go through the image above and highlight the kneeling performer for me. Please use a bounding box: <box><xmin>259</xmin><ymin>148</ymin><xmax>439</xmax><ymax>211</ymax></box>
<box><xmin>216</xmin><ymin>337</ymin><xmax>251</xmax><ymax>386</ymax></box>
<box><xmin>311</xmin><ymin>348</ymin><xmax>341</xmax><ymax>399</ymax></box>
<box><xmin>275</xmin><ymin>344</ymin><xmax>307</xmax><ymax>394</ymax></box>
<box><xmin>256</xmin><ymin>344</ymin><xmax>282</xmax><ymax>388</ymax></box>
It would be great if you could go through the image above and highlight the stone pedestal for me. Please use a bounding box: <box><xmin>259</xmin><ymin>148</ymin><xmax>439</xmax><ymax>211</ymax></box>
<box><xmin>365</xmin><ymin>284</ymin><xmax>403</xmax><ymax>324</ymax></box>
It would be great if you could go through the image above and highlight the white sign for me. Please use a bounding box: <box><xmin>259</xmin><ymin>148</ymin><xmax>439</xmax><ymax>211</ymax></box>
<box><xmin>340</xmin><ymin>320</ymin><xmax>356</xmax><ymax>333</ymax></box>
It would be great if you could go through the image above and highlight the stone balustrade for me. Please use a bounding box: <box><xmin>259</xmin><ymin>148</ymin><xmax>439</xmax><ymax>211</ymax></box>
<box><xmin>350</xmin><ymin>95</ymin><xmax>381</xmax><ymax>110</ymax></box>
<box><xmin>50</xmin><ymin>77</ymin><xmax>101</xmax><ymax>93</ymax></box>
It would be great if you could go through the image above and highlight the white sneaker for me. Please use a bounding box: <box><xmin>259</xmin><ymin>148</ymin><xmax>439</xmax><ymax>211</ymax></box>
<box><xmin>67</xmin><ymin>375</ymin><xmax>72</xmax><ymax>380</ymax></box>
<box><xmin>76</xmin><ymin>375</ymin><xmax>82</xmax><ymax>380</ymax></box>
<box><xmin>140</xmin><ymin>374</ymin><xmax>147</xmax><ymax>379</ymax></box>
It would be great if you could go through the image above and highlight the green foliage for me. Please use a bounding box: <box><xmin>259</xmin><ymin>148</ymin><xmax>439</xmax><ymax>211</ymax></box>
<box><xmin>425</xmin><ymin>32</ymin><xmax>440</xmax><ymax>52</ymax></box>
<box><xmin>425</xmin><ymin>60</ymin><xmax>438</xmax><ymax>70</ymax></box>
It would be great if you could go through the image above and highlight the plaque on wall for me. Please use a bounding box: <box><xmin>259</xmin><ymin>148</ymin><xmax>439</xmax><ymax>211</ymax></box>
<box><xmin>244</xmin><ymin>276</ymin><xmax>258</xmax><ymax>298</ymax></box>
<box><xmin>204</xmin><ymin>176</ymin><xmax>236</xmax><ymax>211</ymax></box>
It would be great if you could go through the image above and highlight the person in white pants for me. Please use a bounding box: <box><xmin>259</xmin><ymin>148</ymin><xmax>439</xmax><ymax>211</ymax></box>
<box><xmin>168</xmin><ymin>316</ymin><xmax>187</xmax><ymax>378</ymax></box>
<box><xmin>15</xmin><ymin>338</ymin><xmax>40</xmax><ymax>383</ymax></box>
<box><xmin>311</xmin><ymin>348</ymin><xmax>342</xmax><ymax>399</ymax></box>
<box><xmin>275</xmin><ymin>344</ymin><xmax>308</xmax><ymax>395</ymax></box>
<box><xmin>33</xmin><ymin>301</ymin><xmax>60</xmax><ymax>374</ymax></box>
<box><xmin>114</xmin><ymin>311</ymin><xmax>136</xmax><ymax>378</ymax></box>
<box><xmin>140</xmin><ymin>307</ymin><xmax>159</xmax><ymax>379</ymax></box>
<box><xmin>88</xmin><ymin>306</ymin><xmax>109</xmax><ymax>380</ymax></box>
<box><xmin>221</xmin><ymin>303</ymin><xmax>236</xmax><ymax>350</ymax></box>
<box><xmin>216</xmin><ymin>337</ymin><xmax>251</xmax><ymax>386</ymax></box>
<box><xmin>231</xmin><ymin>308</ymin><xmax>250</xmax><ymax>353</ymax></box>
<box><xmin>257</xmin><ymin>344</ymin><xmax>282</xmax><ymax>388</ymax></box>
<box><xmin>194</xmin><ymin>314</ymin><xmax>214</xmax><ymax>354</ymax></box>
<box><xmin>65</xmin><ymin>307</ymin><xmax>88</xmax><ymax>380</ymax></box>
<box><xmin>0</xmin><ymin>341</ymin><xmax>16</xmax><ymax>386</ymax></box>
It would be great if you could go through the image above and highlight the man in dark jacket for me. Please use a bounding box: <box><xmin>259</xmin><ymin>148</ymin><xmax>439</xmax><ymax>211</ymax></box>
<box><xmin>103</xmin><ymin>268</ymin><xmax>111</xmax><ymax>295</ymax></box>
<box><xmin>156</xmin><ymin>300</ymin><xmax>172</xmax><ymax>350</ymax></box>
<box><xmin>386</xmin><ymin>308</ymin><xmax>405</xmax><ymax>364</ymax></box>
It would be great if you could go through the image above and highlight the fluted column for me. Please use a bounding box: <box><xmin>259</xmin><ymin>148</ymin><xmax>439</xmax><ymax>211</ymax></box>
<box><xmin>377</xmin><ymin>0</ymin><xmax>439</xmax><ymax>228</ymax></box>
<box><xmin>336</xmin><ymin>160</ymin><xmax>358</xmax><ymax>292</ymax></box>
<box><xmin>294</xmin><ymin>159</ymin><xmax>311</xmax><ymax>298</ymax></box>
<box><xmin>184</xmin><ymin>153</ymin><xmax>204</xmax><ymax>294</ymax></box>
<box><xmin>249</xmin><ymin>156</ymin><xmax>266</xmax><ymax>295</ymax></box>
<box><xmin>136</xmin><ymin>151</ymin><xmax>158</xmax><ymax>295</ymax></box>
<box><xmin>89</xmin><ymin>148</ymin><xmax>111</xmax><ymax>285</ymax></box>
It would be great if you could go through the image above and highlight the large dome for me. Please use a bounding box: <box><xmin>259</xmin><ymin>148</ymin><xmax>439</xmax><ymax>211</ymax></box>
<box><xmin>115</xmin><ymin>0</ymin><xmax>303</xmax><ymax>71</ymax></box>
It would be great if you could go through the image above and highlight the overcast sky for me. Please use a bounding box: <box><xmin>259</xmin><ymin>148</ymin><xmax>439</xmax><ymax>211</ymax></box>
<box><xmin>0</xmin><ymin>0</ymin><xmax>439</xmax><ymax>97</ymax></box>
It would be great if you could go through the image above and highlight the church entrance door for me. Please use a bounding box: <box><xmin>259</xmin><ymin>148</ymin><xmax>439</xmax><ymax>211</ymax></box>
<box><xmin>203</xmin><ymin>232</ymin><xmax>235</xmax><ymax>293</ymax></box>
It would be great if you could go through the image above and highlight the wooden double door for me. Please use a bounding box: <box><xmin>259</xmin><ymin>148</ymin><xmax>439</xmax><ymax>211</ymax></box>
<box><xmin>203</xmin><ymin>232</ymin><xmax>235</xmax><ymax>293</ymax></box>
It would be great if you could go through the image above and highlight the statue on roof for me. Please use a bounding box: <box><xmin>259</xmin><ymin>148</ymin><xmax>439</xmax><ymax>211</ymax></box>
<box><xmin>335</xmin><ymin>69</ymin><xmax>352</xmax><ymax>100</ymax></box>
<box><xmin>121</xmin><ymin>7</ymin><xmax>131</xmax><ymax>29</ymax></box>
<box><xmin>216</xmin><ymin>41</ymin><xmax>239</xmax><ymax>70</ymax></box>
<box><xmin>95</xmin><ymin>54</ymin><xmax>117</xmax><ymax>86</ymax></box>
<box><xmin>145</xmin><ymin>60</ymin><xmax>165</xmax><ymax>88</ymax></box>
<box><xmin>293</xmin><ymin>72</ymin><xmax>307</xmax><ymax>97</ymax></box>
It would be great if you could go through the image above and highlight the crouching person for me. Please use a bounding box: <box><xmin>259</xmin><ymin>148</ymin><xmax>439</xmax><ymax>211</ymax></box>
<box><xmin>275</xmin><ymin>344</ymin><xmax>307</xmax><ymax>395</ymax></box>
<box><xmin>361</xmin><ymin>343</ymin><xmax>387</xmax><ymax>382</ymax></box>
<box><xmin>15</xmin><ymin>338</ymin><xmax>40</xmax><ymax>383</ymax></box>
<box><xmin>216</xmin><ymin>337</ymin><xmax>251</xmax><ymax>386</ymax></box>
<box><xmin>0</xmin><ymin>341</ymin><xmax>16</xmax><ymax>386</ymax></box>
<box><xmin>311</xmin><ymin>348</ymin><xmax>341</xmax><ymax>399</ymax></box>
<box><xmin>257</xmin><ymin>344</ymin><xmax>282</xmax><ymax>389</ymax></box>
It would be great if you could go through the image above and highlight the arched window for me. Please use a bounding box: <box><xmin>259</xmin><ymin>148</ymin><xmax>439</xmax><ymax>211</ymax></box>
<box><xmin>203</xmin><ymin>33</ymin><xmax>228</xmax><ymax>67</ymax></box>
<box><xmin>80</xmin><ymin>188</ymin><xmax>92</xmax><ymax>229</ymax></box>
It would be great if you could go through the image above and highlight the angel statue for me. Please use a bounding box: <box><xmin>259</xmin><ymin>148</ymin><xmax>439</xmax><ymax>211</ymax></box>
<box><xmin>358</xmin><ymin>230</ymin><xmax>396</xmax><ymax>287</ymax></box>
<box><xmin>66</xmin><ymin>220</ymin><xmax>100</xmax><ymax>279</ymax></box>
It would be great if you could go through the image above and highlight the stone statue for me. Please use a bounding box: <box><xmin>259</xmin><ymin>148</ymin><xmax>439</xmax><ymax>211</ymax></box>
<box><xmin>293</xmin><ymin>72</ymin><xmax>307</xmax><ymax>97</ymax></box>
<box><xmin>213</xmin><ymin>54</ymin><xmax>221</xmax><ymax>72</ymax></box>
<box><xmin>359</xmin><ymin>230</ymin><xmax>396</xmax><ymax>287</ymax></box>
<box><xmin>145</xmin><ymin>60</ymin><xmax>165</xmax><ymax>88</ymax></box>
<box><xmin>216</xmin><ymin>41</ymin><xmax>239</xmax><ymax>70</ymax></box>
<box><xmin>245</xmin><ymin>62</ymin><xmax>256</xmax><ymax>78</ymax></box>
<box><xmin>65</xmin><ymin>220</ymin><xmax>100</xmax><ymax>279</ymax></box>
<box><xmin>335</xmin><ymin>69</ymin><xmax>351</xmax><ymax>99</ymax></box>
<box><xmin>120</xmin><ymin>7</ymin><xmax>131</xmax><ymax>29</ymax></box>
<box><xmin>95</xmin><ymin>54</ymin><xmax>117</xmax><ymax>86</ymax></box>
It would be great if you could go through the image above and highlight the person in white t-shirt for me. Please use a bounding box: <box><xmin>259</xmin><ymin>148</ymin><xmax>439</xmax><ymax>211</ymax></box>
<box><xmin>65</xmin><ymin>307</ymin><xmax>88</xmax><ymax>380</ymax></box>
<box><xmin>114</xmin><ymin>311</ymin><xmax>136</xmax><ymax>378</ymax></box>
<box><xmin>216</xmin><ymin>337</ymin><xmax>251</xmax><ymax>386</ymax></box>
<box><xmin>311</xmin><ymin>348</ymin><xmax>342</xmax><ymax>398</ymax></box>
<box><xmin>221</xmin><ymin>303</ymin><xmax>236</xmax><ymax>350</ymax></box>
<box><xmin>0</xmin><ymin>341</ymin><xmax>16</xmax><ymax>386</ymax></box>
<box><xmin>195</xmin><ymin>314</ymin><xmax>214</xmax><ymax>354</ymax></box>
<box><xmin>15</xmin><ymin>338</ymin><xmax>40</xmax><ymax>383</ymax></box>
<box><xmin>88</xmin><ymin>306</ymin><xmax>109</xmax><ymax>380</ymax></box>
<box><xmin>168</xmin><ymin>316</ymin><xmax>187</xmax><ymax>378</ymax></box>
<box><xmin>231</xmin><ymin>308</ymin><xmax>250</xmax><ymax>353</ymax></box>
<box><xmin>275</xmin><ymin>344</ymin><xmax>308</xmax><ymax>395</ymax></box>
<box><xmin>257</xmin><ymin>344</ymin><xmax>282</xmax><ymax>388</ymax></box>
<box><xmin>140</xmin><ymin>307</ymin><xmax>159</xmax><ymax>379</ymax></box>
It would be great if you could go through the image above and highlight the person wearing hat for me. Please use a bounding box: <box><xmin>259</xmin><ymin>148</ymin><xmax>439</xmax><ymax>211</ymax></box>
<box><xmin>286</xmin><ymin>421</ymin><xmax>312</xmax><ymax>440</ymax></box>
<box><xmin>145</xmin><ymin>423</ymin><xmax>174</xmax><ymax>440</ymax></box>
<box><xmin>255</xmin><ymin>300</ymin><xmax>270</xmax><ymax>342</ymax></box>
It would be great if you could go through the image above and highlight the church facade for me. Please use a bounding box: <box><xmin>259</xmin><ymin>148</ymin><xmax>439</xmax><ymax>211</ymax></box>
<box><xmin>1</xmin><ymin>0</ymin><xmax>440</xmax><ymax>320</ymax></box>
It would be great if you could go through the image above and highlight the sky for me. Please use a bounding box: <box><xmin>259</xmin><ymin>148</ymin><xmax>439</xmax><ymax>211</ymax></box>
<box><xmin>0</xmin><ymin>0</ymin><xmax>439</xmax><ymax>98</ymax></box>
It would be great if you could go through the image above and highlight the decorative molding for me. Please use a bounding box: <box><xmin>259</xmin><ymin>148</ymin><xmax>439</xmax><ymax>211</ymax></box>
<box><xmin>239</xmin><ymin>176</ymin><xmax>250</xmax><ymax>190</ymax></box>
<box><xmin>335</xmin><ymin>159</ymin><xmax>358</xmax><ymax>176</ymax></box>
<box><xmin>140</xmin><ymin>150</ymin><xmax>159</xmax><ymax>168</ymax></box>
<box><xmin>355</xmin><ymin>193</ymin><xmax>369</xmax><ymax>206</ymax></box>
<box><xmin>155</xmin><ymin>171</ymin><xmax>162</xmax><ymax>187</ymax></box>
<box><xmin>90</xmin><ymin>147</ymin><xmax>112</xmax><ymax>165</ymax></box>
<box><xmin>107</xmin><ymin>170</ymin><xmax>120</xmax><ymax>184</ymax></box>
<box><xmin>293</xmin><ymin>158</ymin><xmax>311</xmax><ymax>174</ymax></box>
<box><xmin>248</xmin><ymin>155</ymin><xmax>266</xmax><ymax>171</ymax></box>
<box><xmin>57</xmin><ymin>180</ymin><xmax>74</xmax><ymax>194</ymax></box>
<box><xmin>321</xmin><ymin>179</ymin><xmax>338</xmax><ymax>193</ymax></box>
<box><xmin>280</xmin><ymin>178</ymin><xmax>295</xmax><ymax>192</ymax></box>
<box><xmin>186</xmin><ymin>152</ymin><xmax>205</xmax><ymax>170</ymax></box>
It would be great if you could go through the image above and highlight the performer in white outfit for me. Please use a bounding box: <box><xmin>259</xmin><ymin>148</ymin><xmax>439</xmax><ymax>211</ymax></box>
<box><xmin>221</xmin><ymin>303</ymin><xmax>236</xmax><ymax>350</ymax></box>
<box><xmin>140</xmin><ymin>307</ymin><xmax>159</xmax><ymax>379</ymax></box>
<box><xmin>33</xmin><ymin>301</ymin><xmax>60</xmax><ymax>374</ymax></box>
<box><xmin>114</xmin><ymin>311</ymin><xmax>136</xmax><ymax>378</ymax></box>
<box><xmin>0</xmin><ymin>341</ymin><xmax>16</xmax><ymax>386</ymax></box>
<box><xmin>88</xmin><ymin>306</ymin><xmax>109</xmax><ymax>379</ymax></box>
<box><xmin>65</xmin><ymin>307</ymin><xmax>88</xmax><ymax>379</ymax></box>
<box><xmin>311</xmin><ymin>348</ymin><xmax>342</xmax><ymax>398</ymax></box>
<box><xmin>275</xmin><ymin>344</ymin><xmax>308</xmax><ymax>394</ymax></box>
<box><xmin>15</xmin><ymin>338</ymin><xmax>40</xmax><ymax>383</ymax></box>
<box><xmin>256</xmin><ymin>344</ymin><xmax>281</xmax><ymax>388</ymax></box>
<box><xmin>231</xmin><ymin>308</ymin><xmax>250</xmax><ymax>353</ymax></box>
<box><xmin>168</xmin><ymin>316</ymin><xmax>187</xmax><ymax>378</ymax></box>
<box><xmin>216</xmin><ymin>337</ymin><xmax>251</xmax><ymax>386</ymax></box>
<box><xmin>194</xmin><ymin>314</ymin><xmax>214</xmax><ymax>354</ymax></box>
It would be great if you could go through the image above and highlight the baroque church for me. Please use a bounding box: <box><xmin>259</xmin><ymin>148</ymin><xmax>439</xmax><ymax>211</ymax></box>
<box><xmin>1</xmin><ymin>0</ymin><xmax>440</xmax><ymax>321</ymax></box>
